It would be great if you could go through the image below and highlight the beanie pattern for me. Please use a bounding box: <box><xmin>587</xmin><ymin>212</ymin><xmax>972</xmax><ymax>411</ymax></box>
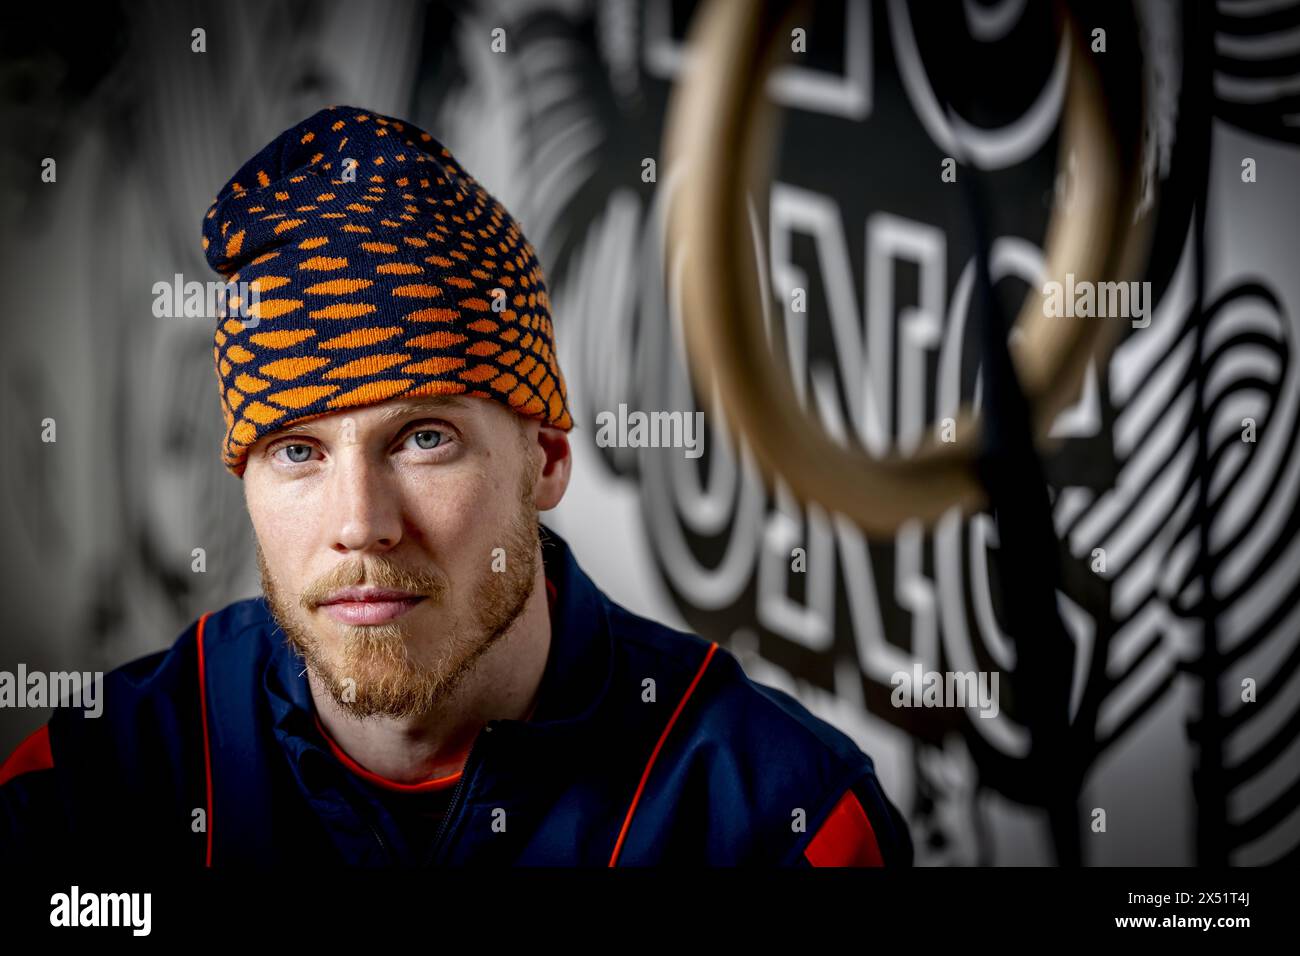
<box><xmin>202</xmin><ymin>106</ymin><xmax>572</xmax><ymax>475</ymax></box>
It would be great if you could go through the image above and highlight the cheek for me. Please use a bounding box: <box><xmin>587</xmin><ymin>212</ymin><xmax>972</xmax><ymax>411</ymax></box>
<box><xmin>403</xmin><ymin>461</ymin><xmax>522</xmax><ymax>570</ymax></box>
<box><xmin>245</xmin><ymin>478</ymin><xmax>317</xmax><ymax>583</ymax></box>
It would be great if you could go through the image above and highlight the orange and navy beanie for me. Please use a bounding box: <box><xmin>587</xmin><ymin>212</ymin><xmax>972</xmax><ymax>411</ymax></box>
<box><xmin>202</xmin><ymin>105</ymin><xmax>573</xmax><ymax>476</ymax></box>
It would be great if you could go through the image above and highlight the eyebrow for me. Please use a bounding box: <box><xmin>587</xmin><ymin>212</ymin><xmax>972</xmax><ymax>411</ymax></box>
<box><xmin>372</xmin><ymin>396</ymin><xmax>470</xmax><ymax>424</ymax></box>
<box><xmin>272</xmin><ymin>397</ymin><xmax>470</xmax><ymax>436</ymax></box>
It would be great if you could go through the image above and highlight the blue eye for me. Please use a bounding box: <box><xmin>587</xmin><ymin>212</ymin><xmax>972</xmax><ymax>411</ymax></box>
<box><xmin>281</xmin><ymin>444</ymin><xmax>314</xmax><ymax>463</ymax></box>
<box><xmin>406</xmin><ymin>429</ymin><xmax>445</xmax><ymax>451</ymax></box>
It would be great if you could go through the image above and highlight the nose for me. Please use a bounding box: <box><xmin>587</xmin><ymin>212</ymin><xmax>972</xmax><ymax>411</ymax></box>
<box><xmin>326</xmin><ymin>449</ymin><xmax>403</xmax><ymax>555</ymax></box>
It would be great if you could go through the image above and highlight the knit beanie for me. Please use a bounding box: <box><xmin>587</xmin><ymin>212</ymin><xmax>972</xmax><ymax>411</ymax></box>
<box><xmin>202</xmin><ymin>105</ymin><xmax>573</xmax><ymax>476</ymax></box>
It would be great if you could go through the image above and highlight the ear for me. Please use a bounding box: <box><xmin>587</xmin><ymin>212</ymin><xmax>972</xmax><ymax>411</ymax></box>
<box><xmin>530</xmin><ymin>423</ymin><xmax>572</xmax><ymax>511</ymax></box>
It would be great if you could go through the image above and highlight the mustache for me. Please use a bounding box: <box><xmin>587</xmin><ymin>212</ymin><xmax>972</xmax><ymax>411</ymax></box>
<box><xmin>299</xmin><ymin>556</ymin><xmax>449</xmax><ymax>610</ymax></box>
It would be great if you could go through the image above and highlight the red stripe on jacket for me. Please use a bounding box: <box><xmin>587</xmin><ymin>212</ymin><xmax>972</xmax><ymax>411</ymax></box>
<box><xmin>803</xmin><ymin>787</ymin><xmax>884</xmax><ymax>867</ymax></box>
<box><xmin>0</xmin><ymin>724</ymin><xmax>53</xmax><ymax>787</ymax></box>
<box><xmin>608</xmin><ymin>642</ymin><xmax>719</xmax><ymax>866</ymax></box>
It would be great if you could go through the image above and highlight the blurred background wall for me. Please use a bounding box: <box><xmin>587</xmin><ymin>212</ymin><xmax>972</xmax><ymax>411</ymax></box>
<box><xmin>1</xmin><ymin>0</ymin><xmax>1297</xmax><ymax>865</ymax></box>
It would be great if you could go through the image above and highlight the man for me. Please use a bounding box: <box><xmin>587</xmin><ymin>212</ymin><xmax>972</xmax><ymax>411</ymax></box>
<box><xmin>0</xmin><ymin>106</ymin><xmax>911</xmax><ymax>867</ymax></box>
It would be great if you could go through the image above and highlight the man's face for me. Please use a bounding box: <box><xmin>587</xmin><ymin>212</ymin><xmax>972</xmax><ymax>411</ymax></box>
<box><xmin>243</xmin><ymin>395</ymin><xmax>546</xmax><ymax>720</ymax></box>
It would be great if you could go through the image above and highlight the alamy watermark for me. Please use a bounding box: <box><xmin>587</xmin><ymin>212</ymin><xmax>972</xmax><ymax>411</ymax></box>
<box><xmin>0</xmin><ymin>666</ymin><xmax>102</xmax><ymax>718</ymax></box>
<box><xmin>594</xmin><ymin>404</ymin><xmax>705</xmax><ymax>459</ymax></box>
<box><xmin>1042</xmin><ymin>272</ymin><xmax>1151</xmax><ymax>328</ymax></box>
<box><xmin>152</xmin><ymin>273</ymin><xmax>261</xmax><ymax>326</ymax></box>
<box><xmin>890</xmin><ymin>664</ymin><xmax>1000</xmax><ymax>719</ymax></box>
<box><xmin>50</xmin><ymin>886</ymin><xmax>151</xmax><ymax>936</ymax></box>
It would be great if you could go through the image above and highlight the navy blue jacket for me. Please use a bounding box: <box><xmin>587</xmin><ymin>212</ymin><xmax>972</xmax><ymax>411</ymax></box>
<box><xmin>0</xmin><ymin>525</ymin><xmax>911</xmax><ymax>867</ymax></box>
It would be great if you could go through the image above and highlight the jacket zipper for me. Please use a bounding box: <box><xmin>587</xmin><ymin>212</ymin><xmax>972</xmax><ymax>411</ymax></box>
<box><xmin>366</xmin><ymin>815</ymin><xmax>395</xmax><ymax>864</ymax></box>
<box><xmin>425</xmin><ymin>722</ymin><xmax>493</xmax><ymax>865</ymax></box>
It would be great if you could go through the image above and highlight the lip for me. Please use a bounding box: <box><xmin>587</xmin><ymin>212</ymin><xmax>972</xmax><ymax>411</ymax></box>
<box><xmin>317</xmin><ymin>588</ymin><xmax>426</xmax><ymax>626</ymax></box>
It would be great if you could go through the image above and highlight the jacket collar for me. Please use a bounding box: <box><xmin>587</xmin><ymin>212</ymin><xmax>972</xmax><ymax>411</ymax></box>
<box><xmin>262</xmin><ymin>522</ymin><xmax>617</xmax><ymax>782</ymax></box>
<box><xmin>522</xmin><ymin>522</ymin><xmax>616</xmax><ymax>729</ymax></box>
